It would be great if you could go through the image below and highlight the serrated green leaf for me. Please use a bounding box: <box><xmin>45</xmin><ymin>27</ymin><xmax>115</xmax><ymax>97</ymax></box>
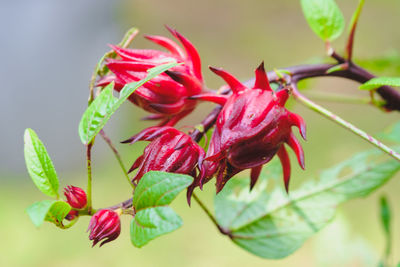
<box><xmin>215</xmin><ymin>150</ymin><xmax>400</xmax><ymax>259</ymax></box>
<box><xmin>26</xmin><ymin>200</ymin><xmax>71</xmax><ymax>228</ymax></box>
<box><xmin>79</xmin><ymin>62</ymin><xmax>179</xmax><ymax>144</ymax></box>
<box><xmin>24</xmin><ymin>129</ymin><xmax>59</xmax><ymax>198</ymax></box>
<box><xmin>300</xmin><ymin>0</ymin><xmax>345</xmax><ymax>41</ymax></box>
<box><xmin>130</xmin><ymin>206</ymin><xmax>183</xmax><ymax>248</ymax></box>
<box><xmin>359</xmin><ymin>77</ymin><xmax>400</xmax><ymax>91</ymax></box>
<box><xmin>133</xmin><ymin>171</ymin><xmax>193</xmax><ymax>211</ymax></box>
<box><xmin>129</xmin><ymin>171</ymin><xmax>193</xmax><ymax>247</ymax></box>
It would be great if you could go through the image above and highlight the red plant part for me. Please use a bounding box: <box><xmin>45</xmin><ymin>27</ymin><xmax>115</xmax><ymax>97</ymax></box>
<box><xmin>64</xmin><ymin>185</ymin><xmax>87</xmax><ymax>209</ymax></box>
<box><xmin>192</xmin><ymin>62</ymin><xmax>306</xmax><ymax>192</ymax></box>
<box><xmin>65</xmin><ymin>210</ymin><xmax>79</xmax><ymax>221</ymax></box>
<box><xmin>97</xmin><ymin>26</ymin><xmax>204</xmax><ymax>126</ymax></box>
<box><xmin>122</xmin><ymin>126</ymin><xmax>205</xmax><ymax>203</ymax></box>
<box><xmin>87</xmin><ymin>209</ymin><xmax>121</xmax><ymax>247</ymax></box>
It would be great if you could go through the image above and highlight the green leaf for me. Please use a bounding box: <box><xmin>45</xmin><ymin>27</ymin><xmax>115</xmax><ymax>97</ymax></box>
<box><xmin>24</xmin><ymin>129</ymin><xmax>59</xmax><ymax>198</ymax></box>
<box><xmin>378</xmin><ymin>121</ymin><xmax>400</xmax><ymax>143</ymax></box>
<box><xmin>130</xmin><ymin>206</ymin><xmax>183</xmax><ymax>248</ymax></box>
<box><xmin>45</xmin><ymin>201</ymin><xmax>72</xmax><ymax>228</ymax></box>
<box><xmin>326</xmin><ymin>63</ymin><xmax>347</xmax><ymax>74</ymax></box>
<box><xmin>356</xmin><ymin>50</ymin><xmax>400</xmax><ymax>76</ymax></box>
<box><xmin>133</xmin><ymin>171</ymin><xmax>193</xmax><ymax>211</ymax></box>
<box><xmin>300</xmin><ymin>0</ymin><xmax>345</xmax><ymax>41</ymax></box>
<box><xmin>380</xmin><ymin>196</ymin><xmax>391</xmax><ymax>236</ymax></box>
<box><xmin>359</xmin><ymin>77</ymin><xmax>400</xmax><ymax>91</ymax></box>
<box><xmin>380</xmin><ymin>195</ymin><xmax>392</xmax><ymax>258</ymax></box>
<box><xmin>26</xmin><ymin>200</ymin><xmax>71</xmax><ymax>228</ymax></box>
<box><xmin>215</xmin><ymin>150</ymin><xmax>400</xmax><ymax>259</ymax></box>
<box><xmin>79</xmin><ymin>62</ymin><xmax>179</xmax><ymax>145</ymax></box>
<box><xmin>130</xmin><ymin>171</ymin><xmax>193</xmax><ymax>247</ymax></box>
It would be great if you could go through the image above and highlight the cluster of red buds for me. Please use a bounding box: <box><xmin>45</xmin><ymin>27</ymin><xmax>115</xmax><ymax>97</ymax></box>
<box><xmin>89</xmin><ymin>26</ymin><xmax>306</xmax><ymax>246</ymax></box>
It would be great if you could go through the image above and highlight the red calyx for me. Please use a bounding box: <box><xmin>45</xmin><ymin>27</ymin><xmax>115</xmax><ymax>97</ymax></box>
<box><xmin>96</xmin><ymin>26</ymin><xmax>204</xmax><ymax>126</ymax></box>
<box><xmin>87</xmin><ymin>209</ymin><xmax>121</xmax><ymax>247</ymax></box>
<box><xmin>194</xmin><ymin>62</ymin><xmax>306</xmax><ymax>193</ymax></box>
<box><xmin>64</xmin><ymin>185</ymin><xmax>87</xmax><ymax>209</ymax></box>
<box><xmin>122</xmin><ymin>126</ymin><xmax>205</xmax><ymax>204</ymax></box>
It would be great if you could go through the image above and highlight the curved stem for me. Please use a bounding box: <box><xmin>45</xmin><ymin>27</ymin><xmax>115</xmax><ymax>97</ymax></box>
<box><xmin>99</xmin><ymin>130</ymin><xmax>135</xmax><ymax>190</ymax></box>
<box><xmin>292</xmin><ymin>86</ymin><xmax>400</xmax><ymax>162</ymax></box>
<box><xmin>192</xmin><ymin>192</ymin><xmax>232</xmax><ymax>237</ymax></box>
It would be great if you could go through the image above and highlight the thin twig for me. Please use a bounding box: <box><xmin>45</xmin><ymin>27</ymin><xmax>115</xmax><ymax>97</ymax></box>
<box><xmin>99</xmin><ymin>130</ymin><xmax>135</xmax><ymax>189</ymax></box>
<box><xmin>292</xmin><ymin>85</ymin><xmax>400</xmax><ymax>162</ymax></box>
<box><xmin>192</xmin><ymin>192</ymin><xmax>232</xmax><ymax>238</ymax></box>
<box><xmin>86</xmin><ymin>142</ymin><xmax>93</xmax><ymax>214</ymax></box>
<box><xmin>346</xmin><ymin>0</ymin><xmax>365</xmax><ymax>61</ymax></box>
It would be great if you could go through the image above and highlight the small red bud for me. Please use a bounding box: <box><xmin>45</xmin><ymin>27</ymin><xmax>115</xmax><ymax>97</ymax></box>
<box><xmin>64</xmin><ymin>185</ymin><xmax>87</xmax><ymax>209</ymax></box>
<box><xmin>123</xmin><ymin>126</ymin><xmax>205</xmax><ymax>203</ymax></box>
<box><xmin>87</xmin><ymin>209</ymin><xmax>121</xmax><ymax>247</ymax></box>
<box><xmin>65</xmin><ymin>210</ymin><xmax>79</xmax><ymax>221</ymax></box>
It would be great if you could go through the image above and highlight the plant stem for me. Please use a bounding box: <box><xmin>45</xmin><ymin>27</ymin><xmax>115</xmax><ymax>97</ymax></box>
<box><xmin>192</xmin><ymin>192</ymin><xmax>232</xmax><ymax>237</ymax></box>
<box><xmin>346</xmin><ymin>0</ymin><xmax>365</xmax><ymax>61</ymax></box>
<box><xmin>86</xmin><ymin>142</ymin><xmax>93</xmax><ymax>214</ymax></box>
<box><xmin>99</xmin><ymin>130</ymin><xmax>135</xmax><ymax>190</ymax></box>
<box><xmin>292</xmin><ymin>87</ymin><xmax>400</xmax><ymax>162</ymax></box>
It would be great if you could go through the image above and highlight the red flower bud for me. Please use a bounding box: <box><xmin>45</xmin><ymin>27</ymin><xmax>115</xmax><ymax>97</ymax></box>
<box><xmin>97</xmin><ymin>26</ymin><xmax>204</xmax><ymax>126</ymax></box>
<box><xmin>87</xmin><ymin>209</ymin><xmax>121</xmax><ymax>247</ymax></box>
<box><xmin>64</xmin><ymin>185</ymin><xmax>87</xmax><ymax>209</ymax></box>
<box><xmin>122</xmin><ymin>126</ymin><xmax>205</xmax><ymax>203</ymax></box>
<box><xmin>194</xmin><ymin>62</ymin><xmax>306</xmax><ymax>192</ymax></box>
<box><xmin>65</xmin><ymin>210</ymin><xmax>79</xmax><ymax>221</ymax></box>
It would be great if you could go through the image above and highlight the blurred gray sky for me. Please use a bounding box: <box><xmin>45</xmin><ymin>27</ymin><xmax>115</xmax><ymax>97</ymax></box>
<box><xmin>0</xmin><ymin>0</ymin><xmax>122</xmax><ymax>174</ymax></box>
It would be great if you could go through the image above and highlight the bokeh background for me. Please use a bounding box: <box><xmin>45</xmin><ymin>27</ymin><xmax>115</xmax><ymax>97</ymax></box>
<box><xmin>1</xmin><ymin>0</ymin><xmax>400</xmax><ymax>266</ymax></box>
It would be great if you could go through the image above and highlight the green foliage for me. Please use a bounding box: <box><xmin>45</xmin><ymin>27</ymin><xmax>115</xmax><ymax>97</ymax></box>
<box><xmin>380</xmin><ymin>195</ymin><xmax>392</xmax><ymax>261</ymax></box>
<box><xmin>215</xmin><ymin>150</ymin><xmax>400</xmax><ymax>259</ymax></box>
<box><xmin>359</xmin><ymin>77</ymin><xmax>400</xmax><ymax>91</ymax></box>
<box><xmin>130</xmin><ymin>171</ymin><xmax>193</xmax><ymax>247</ymax></box>
<box><xmin>356</xmin><ymin>51</ymin><xmax>400</xmax><ymax>76</ymax></box>
<box><xmin>79</xmin><ymin>62</ymin><xmax>179</xmax><ymax>145</ymax></box>
<box><xmin>24</xmin><ymin>129</ymin><xmax>59</xmax><ymax>198</ymax></box>
<box><xmin>133</xmin><ymin>171</ymin><xmax>194</xmax><ymax>210</ymax></box>
<box><xmin>26</xmin><ymin>200</ymin><xmax>71</xmax><ymax>228</ymax></box>
<box><xmin>326</xmin><ymin>63</ymin><xmax>346</xmax><ymax>74</ymax></box>
<box><xmin>300</xmin><ymin>0</ymin><xmax>345</xmax><ymax>42</ymax></box>
<box><xmin>131</xmin><ymin>206</ymin><xmax>183</xmax><ymax>248</ymax></box>
<box><xmin>380</xmin><ymin>196</ymin><xmax>391</xmax><ymax>237</ymax></box>
<box><xmin>377</xmin><ymin>121</ymin><xmax>400</xmax><ymax>143</ymax></box>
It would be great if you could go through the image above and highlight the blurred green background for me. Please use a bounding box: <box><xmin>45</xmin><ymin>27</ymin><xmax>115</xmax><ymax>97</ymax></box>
<box><xmin>1</xmin><ymin>0</ymin><xmax>400</xmax><ymax>266</ymax></box>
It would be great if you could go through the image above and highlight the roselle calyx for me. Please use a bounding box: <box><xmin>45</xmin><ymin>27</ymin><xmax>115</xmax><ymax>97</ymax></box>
<box><xmin>122</xmin><ymin>126</ymin><xmax>205</xmax><ymax>202</ymax></box>
<box><xmin>64</xmin><ymin>185</ymin><xmax>87</xmax><ymax>209</ymax></box>
<box><xmin>193</xmin><ymin>62</ymin><xmax>306</xmax><ymax>192</ymax></box>
<box><xmin>87</xmin><ymin>209</ymin><xmax>121</xmax><ymax>247</ymax></box>
<box><xmin>97</xmin><ymin>26</ymin><xmax>204</xmax><ymax>126</ymax></box>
